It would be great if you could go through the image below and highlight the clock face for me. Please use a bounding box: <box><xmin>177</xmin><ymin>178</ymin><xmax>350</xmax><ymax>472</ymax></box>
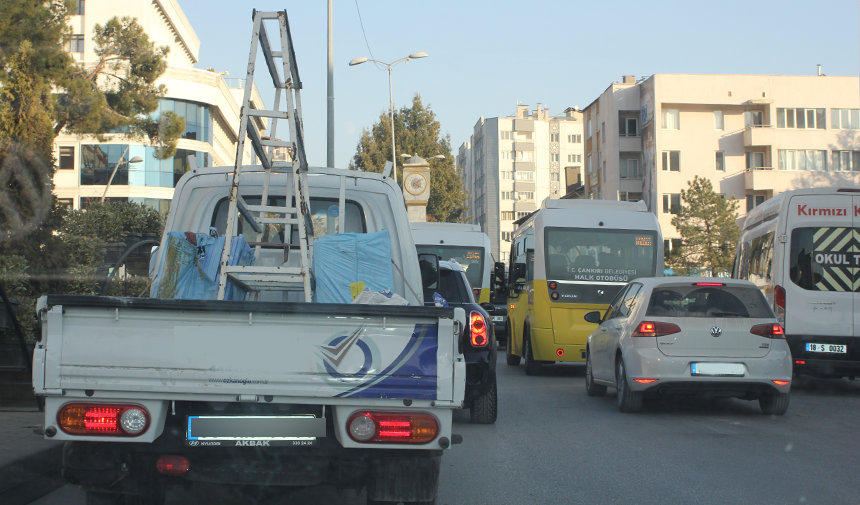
<box><xmin>405</xmin><ymin>173</ymin><xmax>428</xmax><ymax>196</ymax></box>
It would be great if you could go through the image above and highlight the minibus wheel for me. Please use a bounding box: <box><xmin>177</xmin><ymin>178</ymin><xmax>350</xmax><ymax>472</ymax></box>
<box><xmin>523</xmin><ymin>327</ymin><xmax>542</xmax><ymax>376</ymax></box>
<box><xmin>505</xmin><ymin>323</ymin><xmax>520</xmax><ymax>366</ymax></box>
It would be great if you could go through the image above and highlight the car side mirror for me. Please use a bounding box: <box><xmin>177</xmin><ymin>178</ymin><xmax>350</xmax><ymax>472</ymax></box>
<box><xmin>584</xmin><ymin>311</ymin><xmax>602</xmax><ymax>324</ymax></box>
<box><xmin>480</xmin><ymin>302</ymin><xmax>496</xmax><ymax>315</ymax></box>
<box><xmin>149</xmin><ymin>245</ymin><xmax>159</xmax><ymax>279</ymax></box>
<box><xmin>418</xmin><ymin>253</ymin><xmax>440</xmax><ymax>290</ymax></box>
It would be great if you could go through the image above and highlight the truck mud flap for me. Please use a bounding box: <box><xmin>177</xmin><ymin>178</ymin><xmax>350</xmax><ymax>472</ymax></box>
<box><xmin>366</xmin><ymin>456</ymin><xmax>441</xmax><ymax>503</ymax></box>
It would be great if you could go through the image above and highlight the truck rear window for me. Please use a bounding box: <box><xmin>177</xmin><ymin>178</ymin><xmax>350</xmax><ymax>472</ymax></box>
<box><xmin>646</xmin><ymin>285</ymin><xmax>774</xmax><ymax>318</ymax></box>
<box><xmin>790</xmin><ymin>227</ymin><xmax>859</xmax><ymax>292</ymax></box>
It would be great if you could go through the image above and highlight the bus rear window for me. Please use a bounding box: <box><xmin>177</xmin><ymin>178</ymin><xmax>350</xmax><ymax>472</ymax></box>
<box><xmin>790</xmin><ymin>227</ymin><xmax>859</xmax><ymax>292</ymax></box>
<box><xmin>544</xmin><ymin>228</ymin><xmax>657</xmax><ymax>282</ymax></box>
<box><xmin>646</xmin><ymin>285</ymin><xmax>774</xmax><ymax>318</ymax></box>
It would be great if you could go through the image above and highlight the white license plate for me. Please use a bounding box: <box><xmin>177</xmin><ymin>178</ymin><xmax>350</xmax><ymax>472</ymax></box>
<box><xmin>806</xmin><ymin>343</ymin><xmax>847</xmax><ymax>354</ymax></box>
<box><xmin>186</xmin><ymin>415</ymin><xmax>323</xmax><ymax>447</ymax></box>
<box><xmin>691</xmin><ymin>363</ymin><xmax>745</xmax><ymax>376</ymax></box>
<box><xmin>492</xmin><ymin>316</ymin><xmax>505</xmax><ymax>322</ymax></box>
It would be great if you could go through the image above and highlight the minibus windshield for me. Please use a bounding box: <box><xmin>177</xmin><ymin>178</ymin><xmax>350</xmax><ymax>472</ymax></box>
<box><xmin>545</xmin><ymin>228</ymin><xmax>657</xmax><ymax>283</ymax></box>
<box><xmin>416</xmin><ymin>245</ymin><xmax>485</xmax><ymax>289</ymax></box>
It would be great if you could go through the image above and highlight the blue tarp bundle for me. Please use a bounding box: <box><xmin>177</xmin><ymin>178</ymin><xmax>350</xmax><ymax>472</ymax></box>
<box><xmin>314</xmin><ymin>230</ymin><xmax>394</xmax><ymax>304</ymax></box>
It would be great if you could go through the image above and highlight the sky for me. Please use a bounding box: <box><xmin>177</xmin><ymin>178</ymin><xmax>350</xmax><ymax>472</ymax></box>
<box><xmin>177</xmin><ymin>0</ymin><xmax>860</xmax><ymax>169</ymax></box>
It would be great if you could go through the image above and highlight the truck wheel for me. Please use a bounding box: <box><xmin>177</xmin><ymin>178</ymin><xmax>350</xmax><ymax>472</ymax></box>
<box><xmin>759</xmin><ymin>392</ymin><xmax>790</xmax><ymax>415</ymax></box>
<box><xmin>505</xmin><ymin>324</ymin><xmax>520</xmax><ymax>366</ymax></box>
<box><xmin>585</xmin><ymin>349</ymin><xmax>607</xmax><ymax>397</ymax></box>
<box><xmin>470</xmin><ymin>372</ymin><xmax>498</xmax><ymax>424</ymax></box>
<box><xmin>523</xmin><ymin>328</ymin><xmax>541</xmax><ymax>376</ymax></box>
<box><xmin>615</xmin><ymin>358</ymin><xmax>643</xmax><ymax>413</ymax></box>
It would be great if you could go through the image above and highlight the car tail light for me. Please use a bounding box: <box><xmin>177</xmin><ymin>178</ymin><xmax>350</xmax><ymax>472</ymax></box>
<box><xmin>58</xmin><ymin>404</ymin><xmax>150</xmax><ymax>436</ymax></box>
<box><xmin>774</xmin><ymin>285</ymin><xmax>786</xmax><ymax>310</ymax></box>
<box><xmin>470</xmin><ymin>311</ymin><xmax>488</xmax><ymax>346</ymax></box>
<box><xmin>156</xmin><ymin>455</ymin><xmax>190</xmax><ymax>475</ymax></box>
<box><xmin>634</xmin><ymin>379</ymin><xmax>659</xmax><ymax>384</ymax></box>
<box><xmin>694</xmin><ymin>282</ymin><xmax>725</xmax><ymax>286</ymax></box>
<box><xmin>795</xmin><ymin>360</ymin><xmax>806</xmax><ymax>365</ymax></box>
<box><xmin>548</xmin><ymin>282</ymin><xmax>557</xmax><ymax>290</ymax></box>
<box><xmin>347</xmin><ymin>412</ymin><xmax>438</xmax><ymax>444</ymax></box>
<box><xmin>750</xmin><ymin>323</ymin><xmax>785</xmax><ymax>339</ymax></box>
<box><xmin>772</xmin><ymin>380</ymin><xmax>790</xmax><ymax>386</ymax></box>
<box><xmin>632</xmin><ymin>321</ymin><xmax>681</xmax><ymax>337</ymax></box>
<box><xmin>551</xmin><ymin>292</ymin><xmax>559</xmax><ymax>300</ymax></box>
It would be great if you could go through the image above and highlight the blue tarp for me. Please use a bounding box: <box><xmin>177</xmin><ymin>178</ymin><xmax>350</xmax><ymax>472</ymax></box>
<box><xmin>314</xmin><ymin>230</ymin><xmax>394</xmax><ymax>304</ymax></box>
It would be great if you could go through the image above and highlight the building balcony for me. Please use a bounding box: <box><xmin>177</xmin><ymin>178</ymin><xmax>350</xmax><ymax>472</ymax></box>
<box><xmin>744</xmin><ymin>167</ymin><xmax>860</xmax><ymax>193</ymax></box>
<box><xmin>743</xmin><ymin>125</ymin><xmax>776</xmax><ymax>147</ymax></box>
<box><xmin>514</xmin><ymin>201</ymin><xmax>536</xmax><ymax>212</ymax></box>
<box><xmin>514</xmin><ymin>181</ymin><xmax>535</xmax><ymax>191</ymax></box>
<box><xmin>618</xmin><ymin>136</ymin><xmax>642</xmax><ymax>152</ymax></box>
<box><xmin>513</xmin><ymin>141</ymin><xmax>534</xmax><ymax>152</ymax></box>
<box><xmin>513</xmin><ymin>161</ymin><xmax>535</xmax><ymax>171</ymax></box>
<box><xmin>513</xmin><ymin>119</ymin><xmax>535</xmax><ymax>132</ymax></box>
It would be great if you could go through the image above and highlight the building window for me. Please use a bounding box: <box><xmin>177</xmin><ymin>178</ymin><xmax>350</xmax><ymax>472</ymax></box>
<box><xmin>587</xmin><ymin>119</ymin><xmax>592</xmax><ymax>137</ymax></box>
<box><xmin>500</xmin><ymin>150</ymin><xmax>512</xmax><ymax>160</ymax></box>
<box><xmin>80</xmin><ymin>144</ymin><xmax>209</xmax><ymax>187</ymax></box>
<box><xmin>832</xmin><ymin>151</ymin><xmax>860</xmax><ymax>172</ymax></box>
<box><xmin>515</xmin><ymin>151</ymin><xmax>534</xmax><ymax>162</ymax></box>
<box><xmin>517</xmin><ymin>192</ymin><xmax>534</xmax><ymax>201</ymax></box>
<box><xmin>601</xmin><ymin>122</ymin><xmax>606</xmax><ymax>142</ymax></box>
<box><xmin>517</xmin><ymin>211</ymin><xmax>530</xmax><ymax>219</ymax></box>
<box><xmin>567</xmin><ymin>134</ymin><xmax>581</xmax><ymax>143</ymax></box>
<box><xmin>68</xmin><ymin>34</ymin><xmax>84</xmax><ymax>53</ymax></box>
<box><xmin>500</xmin><ymin>131</ymin><xmax>511</xmax><ymax>140</ymax></box>
<box><xmin>714</xmin><ymin>111</ymin><xmax>724</xmax><ymax>130</ymax></box>
<box><xmin>501</xmin><ymin>231</ymin><xmax>512</xmax><ymax>241</ymax></box>
<box><xmin>59</xmin><ymin>146</ymin><xmax>75</xmax><ymax>169</ymax></box>
<box><xmin>777</xmin><ymin>150</ymin><xmax>827</xmax><ymax>171</ymax></box>
<box><xmin>662</xmin><ymin>109</ymin><xmax>679</xmax><ymax>130</ymax></box>
<box><xmin>776</xmin><ymin>108</ymin><xmax>825</xmax><ymax>129</ymax></box>
<box><xmin>550</xmin><ymin>153</ymin><xmax>559</xmax><ymax>162</ymax></box>
<box><xmin>746</xmin><ymin>152</ymin><xmax>765</xmax><ymax>169</ymax></box>
<box><xmin>501</xmin><ymin>191</ymin><xmax>514</xmax><ymax>200</ymax></box>
<box><xmin>661</xmin><ymin>151</ymin><xmax>680</xmax><ymax>171</ymax></box>
<box><xmin>550</xmin><ymin>133</ymin><xmax>560</xmax><ymax>142</ymax></box>
<box><xmin>551</xmin><ymin>173</ymin><xmax>560</xmax><ymax>181</ymax></box>
<box><xmin>566</xmin><ymin>154</ymin><xmax>582</xmax><ymax>163</ymax></box>
<box><xmin>715</xmin><ymin>151</ymin><xmax>725</xmax><ymax>172</ymax></box>
<box><xmin>746</xmin><ymin>194</ymin><xmax>766</xmax><ymax>212</ymax></box>
<box><xmin>744</xmin><ymin>111</ymin><xmax>764</xmax><ymax>128</ymax></box>
<box><xmin>620</xmin><ymin>159</ymin><xmax>639</xmax><ymax>179</ymax></box>
<box><xmin>663</xmin><ymin>193</ymin><xmax>681</xmax><ymax>214</ymax></box>
<box><xmin>619</xmin><ymin>117</ymin><xmax>638</xmax><ymax>137</ymax></box>
<box><xmin>514</xmin><ymin>171</ymin><xmax>534</xmax><ymax>181</ymax></box>
<box><xmin>501</xmin><ymin>171</ymin><xmax>513</xmax><ymax>180</ymax></box>
<box><xmin>158</xmin><ymin>99</ymin><xmax>212</xmax><ymax>143</ymax></box>
<box><xmin>75</xmin><ymin>0</ymin><xmax>85</xmax><ymax>14</ymax></box>
<box><xmin>501</xmin><ymin>211</ymin><xmax>515</xmax><ymax>220</ymax></box>
<box><xmin>57</xmin><ymin>198</ymin><xmax>74</xmax><ymax>208</ymax></box>
<box><xmin>832</xmin><ymin>109</ymin><xmax>860</xmax><ymax>130</ymax></box>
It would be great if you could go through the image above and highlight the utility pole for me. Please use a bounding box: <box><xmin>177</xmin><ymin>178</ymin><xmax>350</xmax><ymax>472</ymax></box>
<box><xmin>326</xmin><ymin>0</ymin><xmax>335</xmax><ymax>168</ymax></box>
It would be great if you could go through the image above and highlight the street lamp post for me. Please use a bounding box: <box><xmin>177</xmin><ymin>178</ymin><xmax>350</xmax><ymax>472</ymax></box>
<box><xmin>349</xmin><ymin>52</ymin><xmax>428</xmax><ymax>185</ymax></box>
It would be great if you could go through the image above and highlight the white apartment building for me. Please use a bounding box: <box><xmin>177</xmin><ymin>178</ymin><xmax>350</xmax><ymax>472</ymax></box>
<box><xmin>583</xmin><ymin>73</ymin><xmax>860</xmax><ymax>254</ymax></box>
<box><xmin>458</xmin><ymin>105</ymin><xmax>585</xmax><ymax>261</ymax></box>
<box><xmin>53</xmin><ymin>0</ymin><xmax>266</xmax><ymax>212</ymax></box>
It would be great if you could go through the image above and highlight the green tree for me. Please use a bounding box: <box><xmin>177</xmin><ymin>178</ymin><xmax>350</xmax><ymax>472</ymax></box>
<box><xmin>350</xmin><ymin>94</ymin><xmax>468</xmax><ymax>222</ymax></box>
<box><xmin>667</xmin><ymin>176</ymin><xmax>740</xmax><ymax>276</ymax></box>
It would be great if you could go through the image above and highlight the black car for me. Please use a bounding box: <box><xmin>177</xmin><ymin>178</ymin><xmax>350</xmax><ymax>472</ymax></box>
<box><xmin>424</xmin><ymin>260</ymin><xmax>498</xmax><ymax>424</ymax></box>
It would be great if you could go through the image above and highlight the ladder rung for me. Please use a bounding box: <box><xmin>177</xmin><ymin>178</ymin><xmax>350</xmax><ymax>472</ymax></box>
<box><xmin>261</xmin><ymin>139</ymin><xmax>291</xmax><ymax>147</ymax></box>
<box><xmin>236</xmin><ymin>199</ymin><xmax>263</xmax><ymax>233</ymax></box>
<box><xmin>248</xmin><ymin>109</ymin><xmax>289</xmax><ymax>119</ymax></box>
<box><xmin>245</xmin><ymin>120</ymin><xmax>272</xmax><ymax>171</ymax></box>
<box><xmin>272</xmin><ymin>161</ymin><xmax>293</xmax><ymax>170</ymax></box>
<box><xmin>245</xmin><ymin>205</ymin><xmax>297</xmax><ymax>214</ymax></box>
<box><xmin>256</xmin><ymin>217</ymin><xmax>297</xmax><ymax>225</ymax></box>
<box><xmin>255</xmin><ymin>11</ymin><xmax>281</xmax><ymax>19</ymax></box>
<box><xmin>271</xmin><ymin>51</ymin><xmax>282</xmax><ymax>58</ymax></box>
<box><xmin>222</xmin><ymin>265</ymin><xmax>305</xmax><ymax>274</ymax></box>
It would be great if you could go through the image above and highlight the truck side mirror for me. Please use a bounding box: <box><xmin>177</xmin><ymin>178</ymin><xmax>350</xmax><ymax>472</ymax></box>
<box><xmin>418</xmin><ymin>253</ymin><xmax>440</xmax><ymax>290</ymax></box>
<box><xmin>513</xmin><ymin>263</ymin><xmax>526</xmax><ymax>282</ymax></box>
<box><xmin>493</xmin><ymin>261</ymin><xmax>507</xmax><ymax>291</ymax></box>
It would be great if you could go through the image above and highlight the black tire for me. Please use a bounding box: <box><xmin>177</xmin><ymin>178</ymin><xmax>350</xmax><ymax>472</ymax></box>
<box><xmin>505</xmin><ymin>324</ymin><xmax>520</xmax><ymax>366</ymax></box>
<box><xmin>585</xmin><ymin>349</ymin><xmax>607</xmax><ymax>397</ymax></box>
<box><xmin>615</xmin><ymin>358</ymin><xmax>643</xmax><ymax>413</ymax></box>
<box><xmin>759</xmin><ymin>392</ymin><xmax>790</xmax><ymax>415</ymax></box>
<box><xmin>523</xmin><ymin>328</ymin><xmax>541</xmax><ymax>376</ymax></box>
<box><xmin>470</xmin><ymin>373</ymin><xmax>498</xmax><ymax>424</ymax></box>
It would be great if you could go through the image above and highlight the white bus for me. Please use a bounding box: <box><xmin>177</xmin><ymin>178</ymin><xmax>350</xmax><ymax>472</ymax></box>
<box><xmin>410</xmin><ymin>222</ymin><xmax>493</xmax><ymax>303</ymax></box>
<box><xmin>734</xmin><ymin>188</ymin><xmax>860</xmax><ymax>379</ymax></box>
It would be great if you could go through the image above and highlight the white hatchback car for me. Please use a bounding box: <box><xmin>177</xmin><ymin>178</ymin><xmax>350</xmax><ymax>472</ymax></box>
<box><xmin>584</xmin><ymin>278</ymin><xmax>792</xmax><ymax>414</ymax></box>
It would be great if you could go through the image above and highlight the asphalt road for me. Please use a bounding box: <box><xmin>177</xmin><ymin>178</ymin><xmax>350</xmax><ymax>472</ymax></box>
<box><xmin>32</xmin><ymin>353</ymin><xmax>860</xmax><ymax>505</ymax></box>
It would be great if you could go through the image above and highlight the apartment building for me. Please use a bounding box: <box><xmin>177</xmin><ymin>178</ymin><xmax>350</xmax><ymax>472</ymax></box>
<box><xmin>53</xmin><ymin>0</ymin><xmax>266</xmax><ymax>211</ymax></box>
<box><xmin>583</xmin><ymin>73</ymin><xmax>860</xmax><ymax>254</ymax></box>
<box><xmin>457</xmin><ymin>105</ymin><xmax>585</xmax><ymax>261</ymax></box>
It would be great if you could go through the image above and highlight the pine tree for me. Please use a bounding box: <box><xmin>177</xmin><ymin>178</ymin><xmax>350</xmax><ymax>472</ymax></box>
<box><xmin>350</xmin><ymin>94</ymin><xmax>469</xmax><ymax>222</ymax></box>
<box><xmin>667</xmin><ymin>176</ymin><xmax>740</xmax><ymax>276</ymax></box>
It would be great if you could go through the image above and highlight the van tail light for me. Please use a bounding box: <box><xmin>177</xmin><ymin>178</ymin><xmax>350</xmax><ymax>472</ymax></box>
<box><xmin>347</xmin><ymin>412</ymin><xmax>438</xmax><ymax>444</ymax></box>
<box><xmin>470</xmin><ymin>311</ymin><xmax>488</xmax><ymax>347</ymax></box>
<box><xmin>58</xmin><ymin>404</ymin><xmax>150</xmax><ymax>436</ymax></box>
<box><xmin>750</xmin><ymin>323</ymin><xmax>785</xmax><ymax>339</ymax></box>
<box><xmin>632</xmin><ymin>321</ymin><xmax>681</xmax><ymax>337</ymax></box>
<box><xmin>156</xmin><ymin>455</ymin><xmax>190</xmax><ymax>475</ymax></box>
<box><xmin>774</xmin><ymin>285</ymin><xmax>786</xmax><ymax>310</ymax></box>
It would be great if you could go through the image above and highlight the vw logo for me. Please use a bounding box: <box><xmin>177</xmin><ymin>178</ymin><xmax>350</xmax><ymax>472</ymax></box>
<box><xmin>710</xmin><ymin>326</ymin><xmax>723</xmax><ymax>338</ymax></box>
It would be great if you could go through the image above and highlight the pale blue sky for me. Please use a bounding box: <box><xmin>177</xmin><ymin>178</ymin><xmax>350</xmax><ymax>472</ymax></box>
<box><xmin>178</xmin><ymin>0</ymin><xmax>859</xmax><ymax>168</ymax></box>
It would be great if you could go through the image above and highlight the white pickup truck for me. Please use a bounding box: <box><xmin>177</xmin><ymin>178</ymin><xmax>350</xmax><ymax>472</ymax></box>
<box><xmin>32</xmin><ymin>166</ymin><xmax>466</xmax><ymax>504</ymax></box>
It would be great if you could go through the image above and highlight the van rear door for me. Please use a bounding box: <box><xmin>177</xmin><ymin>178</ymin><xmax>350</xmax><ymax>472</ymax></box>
<box><xmin>784</xmin><ymin>194</ymin><xmax>854</xmax><ymax>341</ymax></box>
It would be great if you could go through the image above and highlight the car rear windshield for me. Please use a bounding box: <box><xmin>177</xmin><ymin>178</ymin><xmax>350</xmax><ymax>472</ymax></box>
<box><xmin>646</xmin><ymin>285</ymin><xmax>774</xmax><ymax>318</ymax></box>
<box><xmin>425</xmin><ymin>268</ymin><xmax>470</xmax><ymax>305</ymax></box>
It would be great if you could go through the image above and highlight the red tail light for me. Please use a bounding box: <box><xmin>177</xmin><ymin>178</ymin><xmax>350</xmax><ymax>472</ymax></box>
<box><xmin>772</xmin><ymin>380</ymin><xmax>790</xmax><ymax>386</ymax></box>
<box><xmin>470</xmin><ymin>311</ymin><xmax>488</xmax><ymax>346</ymax></box>
<box><xmin>634</xmin><ymin>379</ymin><xmax>659</xmax><ymax>384</ymax></box>
<box><xmin>795</xmin><ymin>360</ymin><xmax>806</xmax><ymax>365</ymax></box>
<box><xmin>750</xmin><ymin>323</ymin><xmax>785</xmax><ymax>339</ymax></box>
<box><xmin>58</xmin><ymin>404</ymin><xmax>150</xmax><ymax>436</ymax></box>
<box><xmin>548</xmin><ymin>282</ymin><xmax>557</xmax><ymax>290</ymax></box>
<box><xmin>632</xmin><ymin>321</ymin><xmax>681</xmax><ymax>337</ymax></box>
<box><xmin>774</xmin><ymin>285</ymin><xmax>786</xmax><ymax>310</ymax></box>
<box><xmin>156</xmin><ymin>455</ymin><xmax>190</xmax><ymax>475</ymax></box>
<box><xmin>694</xmin><ymin>282</ymin><xmax>725</xmax><ymax>286</ymax></box>
<box><xmin>347</xmin><ymin>412</ymin><xmax>438</xmax><ymax>444</ymax></box>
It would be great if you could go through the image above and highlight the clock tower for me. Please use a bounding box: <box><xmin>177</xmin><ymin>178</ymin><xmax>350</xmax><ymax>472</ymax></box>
<box><xmin>401</xmin><ymin>154</ymin><xmax>430</xmax><ymax>222</ymax></box>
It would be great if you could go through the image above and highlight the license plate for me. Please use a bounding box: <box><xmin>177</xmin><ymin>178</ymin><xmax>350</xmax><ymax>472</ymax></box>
<box><xmin>492</xmin><ymin>316</ymin><xmax>505</xmax><ymax>322</ymax></box>
<box><xmin>186</xmin><ymin>415</ymin><xmax>324</xmax><ymax>447</ymax></box>
<box><xmin>691</xmin><ymin>363</ymin><xmax>745</xmax><ymax>376</ymax></box>
<box><xmin>806</xmin><ymin>343</ymin><xmax>847</xmax><ymax>354</ymax></box>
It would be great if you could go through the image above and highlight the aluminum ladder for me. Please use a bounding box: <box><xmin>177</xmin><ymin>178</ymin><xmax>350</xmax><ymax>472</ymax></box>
<box><xmin>217</xmin><ymin>9</ymin><xmax>313</xmax><ymax>302</ymax></box>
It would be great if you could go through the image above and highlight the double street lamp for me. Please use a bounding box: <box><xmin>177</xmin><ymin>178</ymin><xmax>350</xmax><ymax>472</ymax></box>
<box><xmin>349</xmin><ymin>52</ymin><xmax>428</xmax><ymax>185</ymax></box>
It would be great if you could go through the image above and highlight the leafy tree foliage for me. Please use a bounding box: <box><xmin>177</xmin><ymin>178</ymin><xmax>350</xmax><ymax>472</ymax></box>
<box><xmin>350</xmin><ymin>94</ymin><xmax>468</xmax><ymax>222</ymax></box>
<box><xmin>667</xmin><ymin>176</ymin><xmax>740</xmax><ymax>276</ymax></box>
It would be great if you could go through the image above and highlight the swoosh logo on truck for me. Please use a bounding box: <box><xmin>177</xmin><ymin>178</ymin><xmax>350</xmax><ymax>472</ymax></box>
<box><xmin>318</xmin><ymin>326</ymin><xmax>364</xmax><ymax>368</ymax></box>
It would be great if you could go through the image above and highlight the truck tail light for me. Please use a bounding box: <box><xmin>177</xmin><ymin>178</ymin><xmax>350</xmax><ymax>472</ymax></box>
<box><xmin>58</xmin><ymin>404</ymin><xmax>150</xmax><ymax>436</ymax></box>
<box><xmin>632</xmin><ymin>321</ymin><xmax>681</xmax><ymax>337</ymax></box>
<box><xmin>347</xmin><ymin>412</ymin><xmax>438</xmax><ymax>444</ymax></box>
<box><xmin>750</xmin><ymin>323</ymin><xmax>785</xmax><ymax>339</ymax></box>
<box><xmin>470</xmin><ymin>311</ymin><xmax>488</xmax><ymax>347</ymax></box>
<box><xmin>156</xmin><ymin>455</ymin><xmax>190</xmax><ymax>475</ymax></box>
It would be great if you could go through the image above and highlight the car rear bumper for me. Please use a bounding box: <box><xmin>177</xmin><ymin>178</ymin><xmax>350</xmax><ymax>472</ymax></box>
<box><xmin>787</xmin><ymin>335</ymin><xmax>860</xmax><ymax>377</ymax></box>
<box><xmin>624</xmin><ymin>347</ymin><xmax>792</xmax><ymax>395</ymax></box>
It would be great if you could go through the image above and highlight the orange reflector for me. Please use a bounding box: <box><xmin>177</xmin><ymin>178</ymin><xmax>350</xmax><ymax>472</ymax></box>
<box><xmin>556</xmin><ymin>349</ymin><xmax>564</xmax><ymax>357</ymax></box>
<box><xmin>634</xmin><ymin>379</ymin><xmax>659</xmax><ymax>384</ymax></box>
<box><xmin>772</xmin><ymin>380</ymin><xmax>790</xmax><ymax>386</ymax></box>
<box><xmin>347</xmin><ymin>412</ymin><xmax>438</xmax><ymax>444</ymax></box>
<box><xmin>548</xmin><ymin>282</ymin><xmax>557</xmax><ymax>290</ymax></box>
<box><xmin>156</xmin><ymin>455</ymin><xmax>189</xmax><ymax>475</ymax></box>
<box><xmin>473</xmin><ymin>288</ymin><xmax>480</xmax><ymax>296</ymax></box>
<box><xmin>509</xmin><ymin>304</ymin><xmax>515</xmax><ymax>309</ymax></box>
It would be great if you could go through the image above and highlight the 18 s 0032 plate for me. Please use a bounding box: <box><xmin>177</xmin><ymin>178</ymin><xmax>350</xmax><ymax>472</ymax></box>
<box><xmin>186</xmin><ymin>415</ymin><xmax>325</xmax><ymax>447</ymax></box>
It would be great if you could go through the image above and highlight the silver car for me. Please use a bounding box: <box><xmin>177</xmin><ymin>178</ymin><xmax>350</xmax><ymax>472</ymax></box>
<box><xmin>584</xmin><ymin>278</ymin><xmax>792</xmax><ymax>414</ymax></box>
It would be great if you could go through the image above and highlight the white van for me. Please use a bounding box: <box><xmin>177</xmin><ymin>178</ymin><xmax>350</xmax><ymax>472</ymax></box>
<box><xmin>411</xmin><ymin>222</ymin><xmax>493</xmax><ymax>303</ymax></box>
<box><xmin>734</xmin><ymin>188</ymin><xmax>860</xmax><ymax>378</ymax></box>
